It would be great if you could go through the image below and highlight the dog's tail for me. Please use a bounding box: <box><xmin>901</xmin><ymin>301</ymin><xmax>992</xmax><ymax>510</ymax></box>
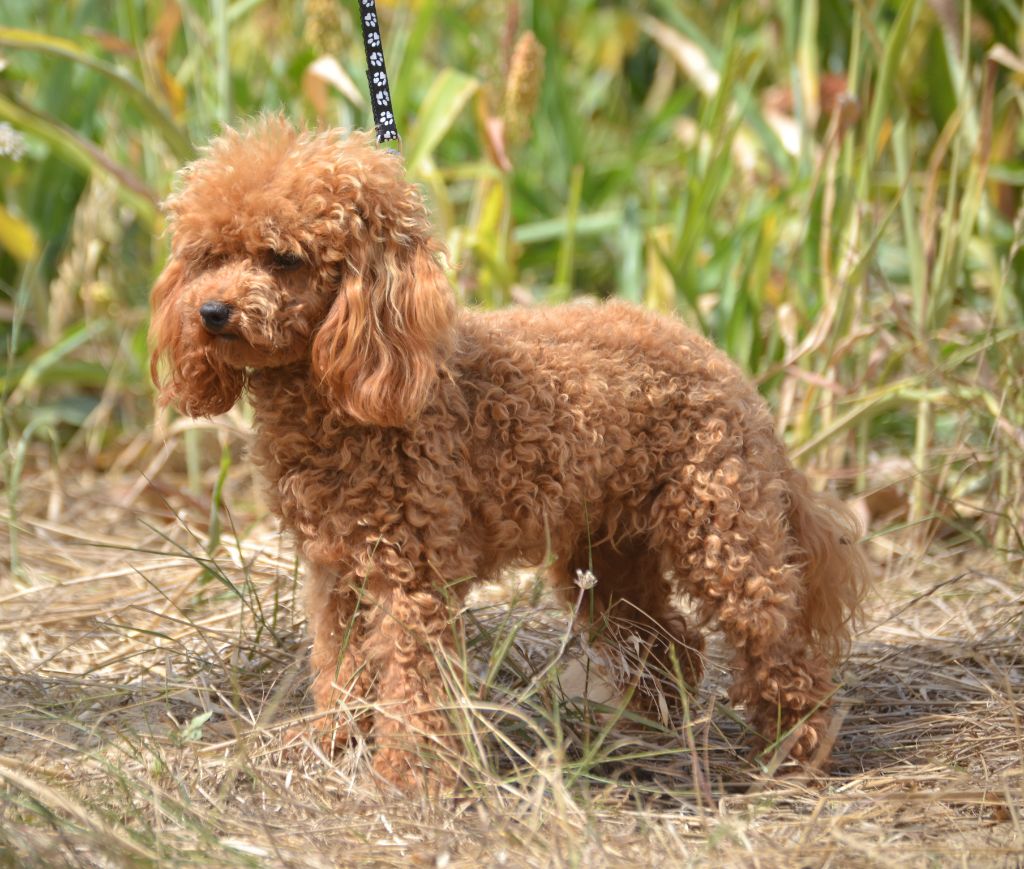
<box><xmin>786</xmin><ymin>468</ymin><xmax>872</xmax><ymax>662</ymax></box>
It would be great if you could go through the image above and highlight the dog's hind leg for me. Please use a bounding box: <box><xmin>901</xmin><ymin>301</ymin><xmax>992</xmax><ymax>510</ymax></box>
<box><xmin>649</xmin><ymin>454</ymin><xmax>840</xmax><ymax>764</ymax></box>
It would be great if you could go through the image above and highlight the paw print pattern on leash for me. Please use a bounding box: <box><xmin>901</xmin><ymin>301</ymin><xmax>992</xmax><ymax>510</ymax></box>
<box><xmin>358</xmin><ymin>0</ymin><xmax>398</xmax><ymax>144</ymax></box>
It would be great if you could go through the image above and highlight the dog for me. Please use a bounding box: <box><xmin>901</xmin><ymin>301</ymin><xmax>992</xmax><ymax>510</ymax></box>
<box><xmin>150</xmin><ymin>117</ymin><xmax>869</xmax><ymax>791</ymax></box>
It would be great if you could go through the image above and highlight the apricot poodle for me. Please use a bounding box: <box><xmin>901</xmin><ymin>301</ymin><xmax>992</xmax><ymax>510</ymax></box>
<box><xmin>150</xmin><ymin>118</ymin><xmax>870</xmax><ymax>791</ymax></box>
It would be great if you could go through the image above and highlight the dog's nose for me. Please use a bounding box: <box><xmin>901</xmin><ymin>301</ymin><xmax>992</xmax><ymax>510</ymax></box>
<box><xmin>199</xmin><ymin>301</ymin><xmax>232</xmax><ymax>333</ymax></box>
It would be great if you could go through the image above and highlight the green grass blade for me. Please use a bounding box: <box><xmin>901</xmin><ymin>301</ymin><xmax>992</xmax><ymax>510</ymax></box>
<box><xmin>0</xmin><ymin>26</ymin><xmax>193</xmax><ymax>160</ymax></box>
<box><xmin>0</xmin><ymin>94</ymin><xmax>159</xmax><ymax>226</ymax></box>
<box><xmin>403</xmin><ymin>68</ymin><xmax>479</xmax><ymax>173</ymax></box>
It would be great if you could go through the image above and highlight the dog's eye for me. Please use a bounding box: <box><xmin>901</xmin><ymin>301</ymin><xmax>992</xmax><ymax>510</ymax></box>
<box><xmin>270</xmin><ymin>250</ymin><xmax>304</xmax><ymax>270</ymax></box>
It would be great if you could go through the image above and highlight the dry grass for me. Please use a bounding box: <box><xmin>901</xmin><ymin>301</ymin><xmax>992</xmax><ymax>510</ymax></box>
<box><xmin>1</xmin><ymin>433</ymin><xmax>1023</xmax><ymax>868</ymax></box>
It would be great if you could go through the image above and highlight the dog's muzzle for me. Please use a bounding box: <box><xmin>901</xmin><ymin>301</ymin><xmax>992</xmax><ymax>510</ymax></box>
<box><xmin>199</xmin><ymin>301</ymin><xmax>232</xmax><ymax>334</ymax></box>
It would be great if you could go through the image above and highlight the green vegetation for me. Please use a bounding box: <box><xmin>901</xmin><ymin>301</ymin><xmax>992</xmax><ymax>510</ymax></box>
<box><xmin>2</xmin><ymin>1</ymin><xmax>1022</xmax><ymax>550</ymax></box>
<box><xmin>1</xmin><ymin>1</ymin><xmax>1022</xmax><ymax>865</ymax></box>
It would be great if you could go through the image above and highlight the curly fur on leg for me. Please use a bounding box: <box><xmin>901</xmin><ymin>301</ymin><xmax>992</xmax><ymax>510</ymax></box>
<box><xmin>360</xmin><ymin>579</ymin><xmax>456</xmax><ymax>791</ymax></box>
<box><xmin>305</xmin><ymin>562</ymin><xmax>373</xmax><ymax>748</ymax></box>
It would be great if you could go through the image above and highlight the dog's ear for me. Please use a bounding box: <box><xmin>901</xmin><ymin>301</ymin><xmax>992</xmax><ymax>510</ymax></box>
<box><xmin>311</xmin><ymin>242</ymin><xmax>455</xmax><ymax>427</ymax></box>
<box><xmin>149</xmin><ymin>256</ymin><xmax>246</xmax><ymax>417</ymax></box>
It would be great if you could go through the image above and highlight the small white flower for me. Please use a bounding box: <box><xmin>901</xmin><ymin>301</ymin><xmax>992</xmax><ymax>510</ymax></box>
<box><xmin>364</xmin><ymin>12</ymin><xmax>377</xmax><ymax>27</ymax></box>
<box><xmin>0</xmin><ymin>122</ymin><xmax>26</xmax><ymax>160</ymax></box>
<box><xmin>372</xmin><ymin>71</ymin><xmax>387</xmax><ymax>87</ymax></box>
<box><xmin>574</xmin><ymin>569</ymin><xmax>597</xmax><ymax>590</ymax></box>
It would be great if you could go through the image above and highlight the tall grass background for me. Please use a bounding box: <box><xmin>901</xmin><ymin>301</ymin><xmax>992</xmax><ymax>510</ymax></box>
<box><xmin>1</xmin><ymin>0</ymin><xmax>1023</xmax><ymax>865</ymax></box>
<box><xmin>2</xmin><ymin>0</ymin><xmax>1022</xmax><ymax>554</ymax></box>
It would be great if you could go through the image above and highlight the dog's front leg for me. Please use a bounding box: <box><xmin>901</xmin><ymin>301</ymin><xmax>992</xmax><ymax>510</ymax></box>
<box><xmin>356</xmin><ymin>541</ymin><xmax>465</xmax><ymax>794</ymax></box>
<box><xmin>304</xmin><ymin>561</ymin><xmax>373</xmax><ymax>748</ymax></box>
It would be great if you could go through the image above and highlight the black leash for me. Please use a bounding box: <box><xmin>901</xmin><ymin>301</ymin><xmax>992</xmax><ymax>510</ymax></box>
<box><xmin>357</xmin><ymin>0</ymin><xmax>399</xmax><ymax>145</ymax></box>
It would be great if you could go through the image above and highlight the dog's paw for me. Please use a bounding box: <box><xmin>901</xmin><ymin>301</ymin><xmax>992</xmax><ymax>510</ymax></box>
<box><xmin>371</xmin><ymin>745</ymin><xmax>456</xmax><ymax>799</ymax></box>
<box><xmin>749</xmin><ymin>707</ymin><xmax>835</xmax><ymax>775</ymax></box>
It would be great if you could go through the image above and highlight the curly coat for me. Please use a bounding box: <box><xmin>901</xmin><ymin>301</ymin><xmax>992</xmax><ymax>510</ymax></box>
<box><xmin>150</xmin><ymin>119</ymin><xmax>870</xmax><ymax>791</ymax></box>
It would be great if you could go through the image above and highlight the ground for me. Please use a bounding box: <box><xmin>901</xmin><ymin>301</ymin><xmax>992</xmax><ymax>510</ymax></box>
<box><xmin>1</xmin><ymin>438</ymin><xmax>1022</xmax><ymax>868</ymax></box>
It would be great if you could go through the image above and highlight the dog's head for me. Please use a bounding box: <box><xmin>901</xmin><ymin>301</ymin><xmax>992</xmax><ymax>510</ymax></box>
<box><xmin>149</xmin><ymin>117</ymin><xmax>454</xmax><ymax>426</ymax></box>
